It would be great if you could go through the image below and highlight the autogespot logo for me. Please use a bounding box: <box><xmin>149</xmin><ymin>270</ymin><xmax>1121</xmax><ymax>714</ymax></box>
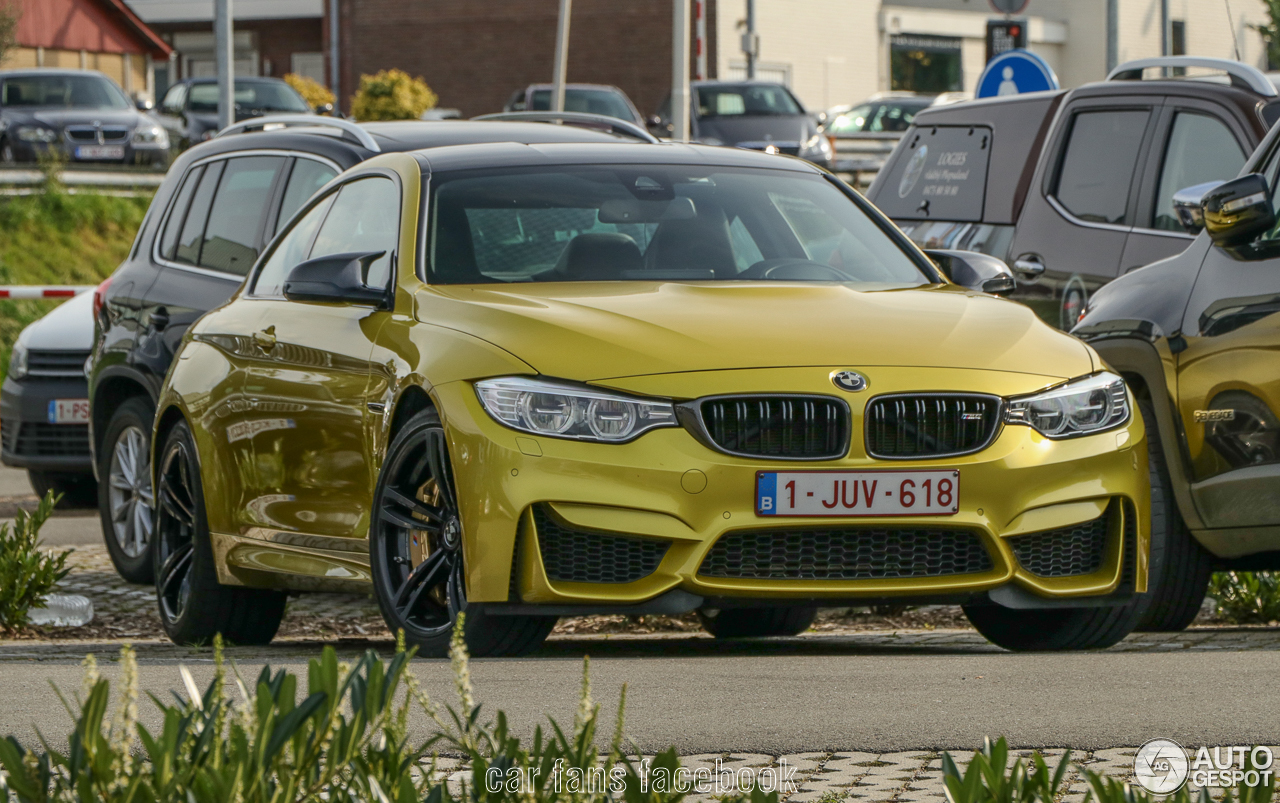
<box><xmin>1134</xmin><ymin>739</ymin><xmax>1190</xmax><ymax>794</ymax></box>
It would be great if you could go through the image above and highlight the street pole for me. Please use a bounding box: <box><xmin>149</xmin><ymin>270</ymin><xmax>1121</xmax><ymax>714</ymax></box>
<box><xmin>744</xmin><ymin>0</ymin><xmax>756</xmax><ymax>79</ymax></box>
<box><xmin>214</xmin><ymin>0</ymin><xmax>233</xmax><ymax>131</ymax></box>
<box><xmin>1106</xmin><ymin>0</ymin><xmax>1118</xmax><ymax>72</ymax></box>
<box><xmin>672</xmin><ymin>0</ymin><xmax>690</xmax><ymax>142</ymax></box>
<box><xmin>551</xmin><ymin>0</ymin><xmax>572</xmax><ymax>112</ymax></box>
<box><xmin>329</xmin><ymin>0</ymin><xmax>339</xmax><ymax>109</ymax></box>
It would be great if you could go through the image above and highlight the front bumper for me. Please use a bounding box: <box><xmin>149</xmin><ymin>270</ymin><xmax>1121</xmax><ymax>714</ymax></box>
<box><xmin>434</xmin><ymin>366</ymin><xmax>1150</xmax><ymax>610</ymax></box>
<box><xmin>0</xmin><ymin>375</ymin><xmax>93</xmax><ymax>472</ymax></box>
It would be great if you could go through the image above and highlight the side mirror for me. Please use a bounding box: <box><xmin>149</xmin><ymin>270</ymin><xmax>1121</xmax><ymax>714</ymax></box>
<box><xmin>283</xmin><ymin>251</ymin><xmax>388</xmax><ymax>305</ymax></box>
<box><xmin>1203</xmin><ymin>173</ymin><xmax>1276</xmax><ymax>247</ymax></box>
<box><xmin>1172</xmin><ymin>180</ymin><xmax>1226</xmax><ymax>235</ymax></box>
<box><xmin>925</xmin><ymin>249</ymin><xmax>1016</xmax><ymax>296</ymax></box>
<box><xmin>814</xmin><ymin>110</ymin><xmax>829</xmax><ymax>129</ymax></box>
<box><xmin>314</xmin><ymin>102</ymin><xmax>334</xmax><ymax>116</ymax></box>
<box><xmin>135</xmin><ymin>96</ymin><xmax>154</xmax><ymax>112</ymax></box>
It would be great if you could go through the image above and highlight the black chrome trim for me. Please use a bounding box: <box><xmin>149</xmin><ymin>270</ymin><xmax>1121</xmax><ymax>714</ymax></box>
<box><xmin>677</xmin><ymin>392</ymin><xmax>852</xmax><ymax>462</ymax></box>
<box><xmin>863</xmin><ymin>391</ymin><xmax>1004</xmax><ymax>460</ymax></box>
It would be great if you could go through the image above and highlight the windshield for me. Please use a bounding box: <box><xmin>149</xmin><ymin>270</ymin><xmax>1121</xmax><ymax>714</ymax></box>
<box><xmin>428</xmin><ymin>165</ymin><xmax>927</xmax><ymax>286</ymax></box>
<box><xmin>0</xmin><ymin>74</ymin><xmax>131</xmax><ymax>110</ymax></box>
<box><xmin>188</xmin><ymin>81</ymin><xmax>309</xmax><ymax>113</ymax></box>
<box><xmin>828</xmin><ymin>101</ymin><xmax>927</xmax><ymax>134</ymax></box>
<box><xmin>531</xmin><ymin>88</ymin><xmax>634</xmax><ymax>121</ymax></box>
<box><xmin>696</xmin><ymin>84</ymin><xmax>802</xmax><ymax>118</ymax></box>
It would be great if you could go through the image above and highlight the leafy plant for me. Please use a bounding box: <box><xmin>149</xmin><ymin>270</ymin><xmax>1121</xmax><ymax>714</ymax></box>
<box><xmin>1254</xmin><ymin>1</ymin><xmax>1280</xmax><ymax>71</ymax></box>
<box><xmin>350</xmin><ymin>69</ymin><xmax>438</xmax><ymax>121</ymax></box>
<box><xmin>0</xmin><ymin>2</ymin><xmax>16</xmax><ymax>68</ymax></box>
<box><xmin>1208</xmin><ymin>571</ymin><xmax>1280</xmax><ymax>624</ymax></box>
<box><xmin>0</xmin><ymin>491</ymin><xmax>72</xmax><ymax>633</ymax></box>
<box><xmin>284</xmin><ymin>73</ymin><xmax>335</xmax><ymax>111</ymax></box>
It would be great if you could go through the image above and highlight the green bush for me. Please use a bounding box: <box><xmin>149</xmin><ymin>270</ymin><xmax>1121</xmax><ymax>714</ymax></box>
<box><xmin>1208</xmin><ymin>571</ymin><xmax>1280</xmax><ymax>624</ymax></box>
<box><xmin>0</xmin><ymin>618</ymin><xmax>778</xmax><ymax>803</ymax></box>
<box><xmin>350</xmin><ymin>69</ymin><xmax>438</xmax><ymax>121</ymax></box>
<box><xmin>0</xmin><ymin>491</ymin><xmax>72</xmax><ymax>633</ymax></box>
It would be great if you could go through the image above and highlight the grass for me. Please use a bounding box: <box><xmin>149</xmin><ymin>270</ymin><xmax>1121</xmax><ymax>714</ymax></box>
<box><xmin>0</xmin><ymin>190</ymin><xmax>151</xmax><ymax>384</ymax></box>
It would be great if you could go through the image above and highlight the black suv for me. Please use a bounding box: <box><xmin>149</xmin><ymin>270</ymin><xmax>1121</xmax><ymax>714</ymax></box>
<box><xmin>88</xmin><ymin>115</ymin><xmax>643</xmax><ymax>583</ymax></box>
<box><xmin>1075</xmin><ymin>121</ymin><xmax>1280</xmax><ymax>633</ymax></box>
<box><xmin>867</xmin><ymin>56</ymin><xmax>1280</xmax><ymax>328</ymax></box>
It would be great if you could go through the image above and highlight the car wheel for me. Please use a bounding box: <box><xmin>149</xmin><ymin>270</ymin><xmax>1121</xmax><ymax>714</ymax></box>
<box><xmin>697</xmin><ymin>606</ymin><xmax>817</xmax><ymax>638</ymax></box>
<box><xmin>0</xmin><ymin>141</ymin><xmax>14</xmax><ymax>163</ymax></box>
<box><xmin>1059</xmin><ymin>277</ymin><xmax>1088</xmax><ymax>330</ymax></box>
<box><xmin>1134</xmin><ymin>400</ymin><xmax>1214</xmax><ymax>632</ymax></box>
<box><xmin>28</xmin><ymin>470</ymin><xmax>97</xmax><ymax>508</ymax></box>
<box><xmin>962</xmin><ymin>601</ymin><xmax>1142</xmax><ymax>651</ymax></box>
<box><xmin>154</xmin><ymin>419</ymin><xmax>286</xmax><ymax>646</ymax></box>
<box><xmin>369</xmin><ymin>409</ymin><xmax>557</xmax><ymax>657</ymax></box>
<box><xmin>97</xmin><ymin>397</ymin><xmax>156</xmax><ymax>584</ymax></box>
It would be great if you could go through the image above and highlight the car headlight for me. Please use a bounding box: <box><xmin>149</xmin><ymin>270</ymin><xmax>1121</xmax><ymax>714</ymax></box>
<box><xmin>132</xmin><ymin>123</ymin><xmax>169</xmax><ymax>148</ymax></box>
<box><xmin>803</xmin><ymin>134</ymin><xmax>833</xmax><ymax>159</ymax></box>
<box><xmin>16</xmin><ymin>126</ymin><xmax>57</xmax><ymax>143</ymax></box>
<box><xmin>7</xmin><ymin>341</ymin><xmax>28</xmax><ymax>380</ymax></box>
<box><xmin>1004</xmin><ymin>372</ymin><xmax>1130</xmax><ymax>439</ymax></box>
<box><xmin>475</xmin><ymin>377</ymin><xmax>677</xmax><ymax>443</ymax></box>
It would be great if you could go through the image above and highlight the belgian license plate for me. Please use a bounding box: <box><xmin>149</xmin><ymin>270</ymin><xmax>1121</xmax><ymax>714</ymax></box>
<box><xmin>47</xmin><ymin>399</ymin><xmax>90</xmax><ymax>424</ymax></box>
<box><xmin>75</xmin><ymin>145</ymin><xmax>124</xmax><ymax>160</ymax></box>
<box><xmin>756</xmin><ymin>470</ymin><xmax>959</xmax><ymax>517</ymax></box>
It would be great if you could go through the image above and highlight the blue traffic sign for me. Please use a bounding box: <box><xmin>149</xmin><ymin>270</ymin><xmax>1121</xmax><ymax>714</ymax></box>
<box><xmin>976</xmin><ymin>49</ymin><xmax>1060</xmax><ymax>98</ymax></box>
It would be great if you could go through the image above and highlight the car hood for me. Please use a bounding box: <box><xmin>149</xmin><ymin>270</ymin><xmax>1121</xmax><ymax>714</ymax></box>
<box><xmin>695</xmin><ymin>115</ymin><xmax>813</xmax><ymax>145</ymax></box>
<box><xmin>24</xmin><ymin>108</ymin><xmax>141</xmax><ymax>129</ymax></box>
<box><xmin>418</xmin><ymin>282</ymin><xmax>1095</xmax><ymax>384</ymax></box>
<box><xmin>19</xmin><ymin>290</ymin><xmax>94</xmax><ymax>350</ymax></box>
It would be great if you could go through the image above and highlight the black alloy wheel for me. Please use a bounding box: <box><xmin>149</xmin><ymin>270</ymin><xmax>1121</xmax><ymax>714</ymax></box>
<box><xmin>154</xmin><ymin>420</ymin><xmax>286</xmax><ymax>645</ymax></box>
<box><xmin>370</xmin><ymin>409</ymin><xmax>556</xmax><ymax>657</ymax></box>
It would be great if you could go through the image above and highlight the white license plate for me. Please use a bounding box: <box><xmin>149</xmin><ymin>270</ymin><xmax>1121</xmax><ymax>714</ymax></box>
<box><xmin>74</xmin><ymin>145</ymin><xmax>124</xmax><ymax>160</ymax></box>
<box><xmin>756</xmin><ymin>470</ymin><xmax>959</xmax><ymax>517</ymax></box>
<box><xmin>47</xmin><ymin>399</ymin><xmax>90</xmax><ymax>424</ymax></box>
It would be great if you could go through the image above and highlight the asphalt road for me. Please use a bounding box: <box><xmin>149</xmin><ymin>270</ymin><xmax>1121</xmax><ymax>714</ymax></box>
<box><xmin>0</xmin><ymin>638</ymin><xmax>1277</xmax><ymax>754</ymax></box>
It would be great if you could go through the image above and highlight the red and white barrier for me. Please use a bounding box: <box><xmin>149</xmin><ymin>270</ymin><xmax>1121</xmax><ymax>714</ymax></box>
<box><xmin>0</xmin><ymin>286</ymin><xmax>95</xmax><ymax>299</ymax></box>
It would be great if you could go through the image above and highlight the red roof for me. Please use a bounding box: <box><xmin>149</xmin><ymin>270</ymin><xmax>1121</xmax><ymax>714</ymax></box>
<box><xmin>13</xmin><ymin>0</ymin><xmax>172</xmax><ymax>59</ymax></box>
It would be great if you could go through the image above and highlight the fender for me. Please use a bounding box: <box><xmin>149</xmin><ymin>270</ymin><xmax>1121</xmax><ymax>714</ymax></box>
<box><xmin>88</xmin><ymin>361</ymin><xmax>163</xmax><ymax>480</ymax></box>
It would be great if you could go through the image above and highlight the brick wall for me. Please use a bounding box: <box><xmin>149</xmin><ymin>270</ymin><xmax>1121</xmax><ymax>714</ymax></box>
<box><xmin>336</xmin><ymin>0</ymin><xmax>710</xmax><ymax>118</ymax></box>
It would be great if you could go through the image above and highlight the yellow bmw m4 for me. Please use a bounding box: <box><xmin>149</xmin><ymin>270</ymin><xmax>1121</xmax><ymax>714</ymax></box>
<box><xmin>153</xmin><ymin>141</ymin><xmax>1150</xmax><ymax>655</ymax></box>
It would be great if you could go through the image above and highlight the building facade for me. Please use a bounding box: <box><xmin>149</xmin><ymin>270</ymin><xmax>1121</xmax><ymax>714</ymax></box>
<box><xmin>0</xmin><ymin>0</ymin><xmax>172</xmax><ymax>102</ymax></box>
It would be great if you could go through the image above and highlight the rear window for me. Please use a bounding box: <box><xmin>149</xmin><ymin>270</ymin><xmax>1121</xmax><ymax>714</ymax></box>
<box><xmin>871</xmin><ymin>125</ymin><xmax>992</xmax><ymax>222</ymax></box>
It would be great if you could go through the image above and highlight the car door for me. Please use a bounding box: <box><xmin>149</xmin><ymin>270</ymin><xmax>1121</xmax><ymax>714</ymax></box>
<box><xmin>1176</xmin><ymin>148</ymin><xmax>1280</xmax><ymax>532</ymax></box>
<box><xmin>1010</xmin><ymin>97</ymin><xmax>1160</xmax><ymax>327</ymax></box>
<box><xmin>1121</xmin><ymin>100</ymin><xmax>1250</xmax><ymax>274</ymax></box>
<box><xmin>240</xmin><ymin>173</ymin><xmax>400</xmax><ymax>542</ymax></box>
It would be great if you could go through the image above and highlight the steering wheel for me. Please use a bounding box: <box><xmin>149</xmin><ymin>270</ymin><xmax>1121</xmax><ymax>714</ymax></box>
<box><xmin>738</xmin><ymin>258</ymin><xmax>859</xmax><ymax>282</ymax></box>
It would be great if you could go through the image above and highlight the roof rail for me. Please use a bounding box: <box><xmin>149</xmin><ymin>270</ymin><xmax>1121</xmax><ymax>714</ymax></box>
<box><xmin>471</xmin><ymin>111</ymin><xmax>659</xmax><ymax>143</ymax></box>
<box><xmin>1107</xmin><ymin>56</ymin><xmax>1277</xmax><ymax>97</ymax></box>
<box><xmin>216</xmin><ymin>114</ymin><xmax>382</xmax><ymax>152</ymax></box>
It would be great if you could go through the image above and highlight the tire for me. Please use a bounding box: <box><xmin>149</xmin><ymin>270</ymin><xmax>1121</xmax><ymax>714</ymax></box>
<box><xmin>962</xmin><ymin>602</ymin><xmax>1143</xmax><ymax>651</ymax></box>
<box><xmin>97</xmin><ymin>396</ymin><xmax>157</xmax><ymax>584</ymax></box>
<box><xmin>369</xmin><ymin>409</ymin><xmax>556</xmax><ymax>657</ymax></box>
<box><xmin>1</xmin><ymin>141</ymin><xmax>14</xmax><ymax>163</ymax></box>
<box><xmin>698</xmin><ymin>606</ymin><xmax>817</xmax><ymax>638</ymax></box>
<box><xmin>154</xmin><ymin>419</ymin><xmax>286</xmax><ymax>646</ymax></box>
<box><xmin>28</xmin><ymin>470</ymin><xmax>97</xmax><ymax>508</ymax></box>
<box><xmin>1134</xmin><ymin>400</ymin><xmax>1215</xmax><ymax>632</ymax></box>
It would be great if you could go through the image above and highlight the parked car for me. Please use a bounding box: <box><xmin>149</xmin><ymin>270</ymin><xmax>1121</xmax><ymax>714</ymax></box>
<box><xmin>88</xmin><ymin>114</ymin><xmax>653</xmax><ymax>585</ymax></box>
<box><xmin>826</xmin><ymin>92</ymin><xmax>955</xmax><ymax>186</ymax></box>
<box><xmin>1</xmin><ymin>290</ymin><xmax>97</xmax><ymax>505</ymax></box>
<box><xmin>503</xmin><ymin>83</ymin><xmax>644</xmax><ymax>126</ymax></box>
<box><xmin>0</xmin><ymin>69</ymin><xmax>169</xmax><ymax>167</ymax></box>
<box><xmin>154</xmin><ymin>77</ymin><xmax>317</xmax><ymax>151</ymax></box>
<box><xmin>866</xmin><ymin>56</ymin><xmax>1280</xmax><ymax>329</ymax></box>
<box><xmin>150</xmin><ymin>139</ymin><xmax>1148</xmax><ymax>655</ymax></box>
<box><xmin>1074</xmin><ymin>123</ymin><xmax>1280</xmax><ymax>633</ymax></box>
<box><xmin>651</xmin><ymin>80</ymin><xmax>833</xmax><ymax>169</ymax></box>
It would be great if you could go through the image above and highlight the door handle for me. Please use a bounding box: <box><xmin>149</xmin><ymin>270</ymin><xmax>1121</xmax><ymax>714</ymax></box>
<box><xmin>252</xmin><ymin>326</ymin><xmax>277</xmax><ymax>351</ymax></box>
<box><xmin>1013</xmin><ymin>254</ymin><xmax>1046</xmax><ymax>278</ymax></box>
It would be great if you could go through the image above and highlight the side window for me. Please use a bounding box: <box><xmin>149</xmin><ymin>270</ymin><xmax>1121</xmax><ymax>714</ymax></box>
<box><xmin>309</xmin><ymin>177</ymin><xmax>400</xmax><ymax>289</ymax></box>
<box><xmin>199</xmin><ymin>156</ymin><xmax>286</xmax><ymax>275</ymax></box>
<box><xmin>1152</xmin><ymin>112</ymin><xmax>1246</xmax><ymax>231</ymax></box>
<box><xmin>252</xmin><ymin>193</ymin><xmax>337</xmax><ymax>297</ymax></box>
<box><xmin>274</xmin><ymin>158</ymin><xmax>339</xmax><ymax>235</ymax></box>
<box><xmin>173</xmin><ymin>161</ymin><xmax>224</xmax><ymax>266</ymax></box>
<box><xmin>158</xmin><ymin>164</ymin><xmax>204</xmax><ymax>261</ymax></box>
<box><xmin>1053</xmin><ymin>110</ymin><xmax>1150</xmax><ymax>225</ymax></box>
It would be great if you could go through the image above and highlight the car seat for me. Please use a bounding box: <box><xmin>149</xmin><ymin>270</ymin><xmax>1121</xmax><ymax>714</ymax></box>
<box><xmin>553</xmin><ymin>232</ymin><xmax>643</xmax><ymax>280</ymax></box>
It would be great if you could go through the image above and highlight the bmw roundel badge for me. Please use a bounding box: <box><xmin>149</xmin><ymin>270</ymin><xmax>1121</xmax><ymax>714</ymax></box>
<box><xmin>831</xmin><ymin>370</ymin><xmax>868</xmax><ymax>392</ymax></box>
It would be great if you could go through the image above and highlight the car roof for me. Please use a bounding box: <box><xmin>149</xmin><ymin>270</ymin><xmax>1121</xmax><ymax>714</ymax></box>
<box><xmin>0</xmin><ymin>68</ymin><xmax>112</xmax><ymax>78</ymax></box>
<box><xmin>182</xmin><ymin>76</ymin><xmax>289</xmax><ymax>85</ymax></box>
<box><xmin>523</xmin><ymin>83</ymin><xmax>626</xmax><ymax>92</ymax></box>
<box><xmin>409</xmin><ymin>140</ymin><xmax>821</xmax><ymax>174</ymax></box>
